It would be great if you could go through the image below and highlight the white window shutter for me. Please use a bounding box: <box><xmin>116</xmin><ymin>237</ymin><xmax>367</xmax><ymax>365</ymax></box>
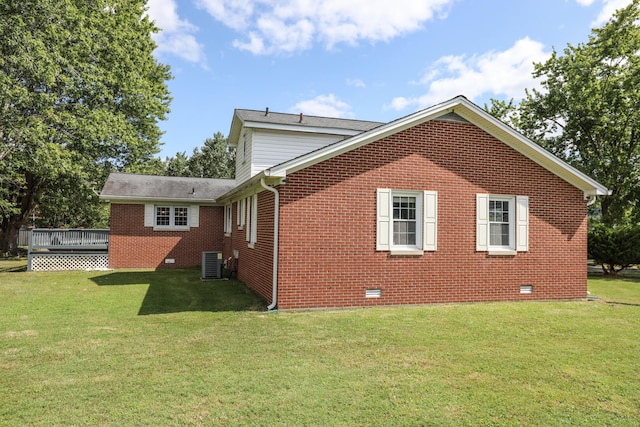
<box><xmin>516</xmin><ymin>196</ymin><xmax>529</xmax><ymax>252</ymax></box>
<box><xmin>250</xmin><ymin>194</ymin><xmax>258</xmax><ymax>243</ymax></box>
<box><xmin>190</xmin><ymin>205</ymin><xmax>199</xmax><ymax>228</ymax></box>
<box><xmin>144</xmin><ymin>204</ymin><xmax>154</xmax><ymax>227</ymax></box>
<box><xmin>246</xmin><ymin>197</ymin><xmax>251</xmax><ymax>242</ymax></box>
<box><xmin>476</xmin><ymin>194</ymin><xmax>489</xmax><ymax>251</ymax></box>
<box><xmin>376</xmin><ymin>189</ymin><xmax>391</xmax><ymax>251</ymax></box>
<box><xmin>423</xmin><ymin>191</ymin><xmax>437</xmax><ymax>251</ymax></box>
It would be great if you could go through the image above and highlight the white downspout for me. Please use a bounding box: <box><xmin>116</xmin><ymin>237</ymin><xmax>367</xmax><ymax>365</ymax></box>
<box><xmin>260</xmin><ymin>178</ymin><xmax>279</xmax><ymax>310</ymax></box>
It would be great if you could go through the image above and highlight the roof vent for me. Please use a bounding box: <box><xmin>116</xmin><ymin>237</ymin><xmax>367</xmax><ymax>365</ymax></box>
<box><xmin>265</xmin><ymin>107</ymin><xmax>269</xmax><ymax>116</ymax></box>
<box><xmin>299</xmin><ymin>112</ymin><xmax>303</xmax><ymax>123</ymax></box>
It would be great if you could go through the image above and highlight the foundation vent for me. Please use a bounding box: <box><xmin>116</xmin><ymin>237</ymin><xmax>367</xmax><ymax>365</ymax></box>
<box><xmin>366</xmin><ymin>289</ymin><xmax>382</xmax><ymax>298</ymax></box>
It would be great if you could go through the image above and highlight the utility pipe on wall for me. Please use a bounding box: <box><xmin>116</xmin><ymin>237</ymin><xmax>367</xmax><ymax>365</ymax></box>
<box><xmin>260</xmin><ymin>178</ymin><xmax>280</xmax><ymax>310</ymax></box>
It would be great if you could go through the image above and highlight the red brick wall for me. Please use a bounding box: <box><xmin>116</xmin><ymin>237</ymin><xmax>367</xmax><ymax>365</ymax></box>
<box><xmin>109</xmin><ymin>204</ymin><xmax>224</xmax><ymax>269</ymax></box>
<box><xmin>275</xmin><ymin>118</ymin><xmax>588</xmax><ymax>309</ymax></box>
<box><xmin>223</xmin><ymin>193</ymin><xmax>275</xmax><ymax>303</ymax></box>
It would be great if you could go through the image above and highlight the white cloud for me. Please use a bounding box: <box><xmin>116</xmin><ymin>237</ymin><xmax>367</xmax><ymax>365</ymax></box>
<box><xmin>591</xmin><ymin>0</ymin><xmax>634</xmax><ymax>26</ymax></box>
<box><xmin>197</xmin><ymin>0</ymin><xmax>456</xmax><ymax>55</ymax></box>
<box><xmin>388</xmin><ymin>37</ymin><xmax>550</xmax><ymax>111</ymax></box>
<box><xmin>346</xmin><ymin>78</ymin><xmax>366</xmax><ymax>88</ymax></box>
<box><xmin>289</xmin><ymin>94</ymin><xmax>353</xmax><ymax>118</ymax></box>
<box><xmin>147</xmin><ymin>0</ymin><xmax>206</xmax><ymax>64</ymax></box>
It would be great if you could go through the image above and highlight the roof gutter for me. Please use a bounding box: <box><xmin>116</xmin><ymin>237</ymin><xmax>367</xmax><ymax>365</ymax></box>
<box><xmin>260</xmin><ymin>177</ymin><xmax>280</xmax><ymax>311</ymax></box>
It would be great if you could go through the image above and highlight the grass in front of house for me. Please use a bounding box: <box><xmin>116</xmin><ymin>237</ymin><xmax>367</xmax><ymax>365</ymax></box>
<box><xmin>1</xmin><ymin>265</ymin><xmax>639</xmax><ymax>426</ymax></box>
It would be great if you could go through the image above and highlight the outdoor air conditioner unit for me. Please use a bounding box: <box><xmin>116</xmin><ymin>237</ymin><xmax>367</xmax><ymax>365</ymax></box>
<box><xmin>201</xmin><ymin>251</ymin><xmax>222</xmax><ymax>280</ymax></box>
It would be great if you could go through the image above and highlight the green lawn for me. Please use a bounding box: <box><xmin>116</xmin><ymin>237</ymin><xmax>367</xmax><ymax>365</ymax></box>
<box><xmin>1</xmin><ymin>263</ymin><xmax>639</xmax><ymax>426</ymax></box>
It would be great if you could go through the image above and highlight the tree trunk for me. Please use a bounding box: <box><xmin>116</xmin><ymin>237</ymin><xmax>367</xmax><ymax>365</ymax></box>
<box><xmin>0</xmin><ymin>172</ymin><xmax>45</xmax><ymax>255</ymax></box>
<box><xmin>0</xmin><ymin>223</ymin><xmax>21</xmax><ymax>256</ymax></box>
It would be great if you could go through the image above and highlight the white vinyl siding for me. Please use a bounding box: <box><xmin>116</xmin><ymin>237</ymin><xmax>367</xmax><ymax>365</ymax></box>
<box><xmin>235</xmin><ymin>129</ymin><xmax>253</xmax><ymax>184</ymax></box>
<box><xmin>250</xmin><ymin>129</ymin><xmax>344</xmax><ymax>178</ymax></box>
<box><xmin>476</xmin><ymin>194</ymin><xmax>528</xmax><ymax>253</ymax></box>
<box><xmin>376</xmin><ymin>189</ymin><xmax>438</xmax><ymax>253</ymax></box>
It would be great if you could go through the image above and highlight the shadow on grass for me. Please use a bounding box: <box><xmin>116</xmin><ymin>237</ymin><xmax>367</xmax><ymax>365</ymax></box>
<box><xmin>0</xmin><ymin>259</ymin><xmax>27</xmax><ymax>272</ymax></box>
<box><xmin>91</xmin><ymin>269</ymin><xmax>267</xmax><ymax>315</ymax></box>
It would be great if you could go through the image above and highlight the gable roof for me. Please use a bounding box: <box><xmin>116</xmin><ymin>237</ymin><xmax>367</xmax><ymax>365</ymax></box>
<box><xmin>263</xmin><ymin>96</ymin><xmax>609</xmax><ymax>197</ymax></box>
<box><xmin>228</xmin><ymin>109</ymin><xmax>383</xmax><ymax>145</ymax></box>
<box><xmin>100</xmin><ymin>173</ymin><xmax>236</xmax><ymax>204</ymax></box>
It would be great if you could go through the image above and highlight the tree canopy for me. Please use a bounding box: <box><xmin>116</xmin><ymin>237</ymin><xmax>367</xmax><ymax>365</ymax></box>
<box><xmin>488</xmin><ymin>0</ymin><xmax>640</xmax><ymax>225</ymax></box>
<box><xmin>165</xmin><ymin>132</ymin><xmax>235</xmax><ymax>179</ymax></box>
<box><xmin>0</xmin><ymin>0</ymin><xmax>172</xmax><ymax>253</ymax></box>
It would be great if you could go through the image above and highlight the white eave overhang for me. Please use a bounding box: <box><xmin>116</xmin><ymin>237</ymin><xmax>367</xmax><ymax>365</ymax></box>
<box><xmin>265</xmin><ymin>96</ymin><xmax>610</xmax><ymax>198</ymax></box>
<box><xmin>99</xmin><ymin>195</ymin><xmax>222</xmax><ymax>205</ymax></box>
<box><xmin>216</xmin><ymin>173</ymin><xmax>283</xmax><ymax>203</ymax></box>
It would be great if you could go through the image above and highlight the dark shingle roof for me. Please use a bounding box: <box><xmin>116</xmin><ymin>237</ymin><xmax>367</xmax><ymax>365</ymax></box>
<box><xmin>100</xmin><ymin>173</ymin><xmax>236</xmax><ymax>204</ymax></box>
<box><xmin>234</xmin><ymin>109</ymin><xmax>383</xmax><ymax>132</ymax></box>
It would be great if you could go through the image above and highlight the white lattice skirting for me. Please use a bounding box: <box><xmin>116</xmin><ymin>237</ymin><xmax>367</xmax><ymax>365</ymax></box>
<box><xmin>29</xmin><ymin>253</ymin><xmax>109</xmax><ymax>271</ymax></box>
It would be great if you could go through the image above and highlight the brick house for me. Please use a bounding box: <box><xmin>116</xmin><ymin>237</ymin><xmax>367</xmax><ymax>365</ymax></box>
<box><xmin>101</xmin><ymin>96</ymin><xmax>608</xmax><ymax>309</ymax></box>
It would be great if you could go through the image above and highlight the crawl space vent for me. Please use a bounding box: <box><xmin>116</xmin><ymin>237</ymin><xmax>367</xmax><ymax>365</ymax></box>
<box><xmin>366</xmin><ymin>289</ymin><xmax>382</xmax><ymax>298</ymax></box>
<box><xmin>520</xmin><ymin>285</ymin><xmax>533</xmax><ymax>294</ymax></box>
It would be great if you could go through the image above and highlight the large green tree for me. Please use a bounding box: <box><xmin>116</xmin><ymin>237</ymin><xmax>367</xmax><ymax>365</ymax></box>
<box><xmin>489</xmin><ymin>0</ymin><xmax>640</xmax><ymax>225</ymax></box>
<box><xmin>0</xmin><ymin>0</ymin><xmax>172</xmax><ymax>254</ymax></box>
<box><xmin>165</xmin><ymin>132</ymin><xmax>235</xmax><ymax>179</ymax></box>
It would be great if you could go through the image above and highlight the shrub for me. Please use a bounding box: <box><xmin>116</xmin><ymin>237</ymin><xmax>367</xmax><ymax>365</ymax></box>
<box><xmin>588</xmin><ymin>223</ymin><xmax>640</xmax><ymax>274</ymax></box>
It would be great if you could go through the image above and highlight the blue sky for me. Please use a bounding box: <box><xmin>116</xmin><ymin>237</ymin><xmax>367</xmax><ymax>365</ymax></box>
<box><xmin>146</xmin><ymin>0</ymin><xmax>631</xmax><ymax>159</ymax></box>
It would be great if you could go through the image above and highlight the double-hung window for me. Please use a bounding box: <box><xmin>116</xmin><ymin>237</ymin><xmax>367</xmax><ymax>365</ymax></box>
<box><xmin>224</xmin><ymin>204</ymin><xmax>232</xmax><ymax>235</ymax></box>
<box><xmin>377</xmin><ymin>189</ymin><xmax>437</xmax><ymax>254</ymax></box>
<box><xmin>476</xmin><ymin>194</ymin><xmax>528</xmax><ymax>254</ymax></box>
<box><xmin>155</xmin><ymin>206</ymin><xmax>189</xmax><ymax>228</ymax></box>
<box><xmin>245</xmin><ymin>194</ymin><xmax>258</xmax><ymax>247</ymax></box>
<box><xmin>393</xmin><ymin>194</ymin><xmax>419</xmax><ymax>247</ymax></box>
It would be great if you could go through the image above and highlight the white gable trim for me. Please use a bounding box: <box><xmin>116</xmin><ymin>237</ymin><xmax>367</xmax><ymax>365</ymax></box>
<box><xmin>265</xmin><ymin>96</ymin><xmax>608</xmax><ymax>197</ymax></box>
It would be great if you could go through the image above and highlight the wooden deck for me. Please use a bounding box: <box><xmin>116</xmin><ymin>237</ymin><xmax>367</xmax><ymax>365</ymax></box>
<box><xmin>28</xmin><ymin>229</ymin><xmax>110</xmax><ymax>271</ymax></box>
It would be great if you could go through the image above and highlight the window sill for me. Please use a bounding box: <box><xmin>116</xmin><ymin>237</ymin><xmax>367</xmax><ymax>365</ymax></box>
<box><xmin>488</xmin><ymin>250</ymin><xmax>517</xmax><ymax>256</ymax></box>
<box><xmin>390</xmin><ymin>249</ymin><xmax>423</xmax><ymax>257</ymax></box>
<box><xmin>224</xmin><ymin>233</ymin><xmax>231</xmax><ymax>238</ymax></box>
<box><xmin>238</xmin><ymin>226</ymin><xmax>244</xmax><ymax>231</ymax></box>
<box><xmin>153</xmin><ymin>226</ymin><xmax>190</xmax><ymax>232</ymax></box>
<box><xmin>248</xmin><ymin>243</ymin><xmax>255</xmax><ymax>249</ymax></box>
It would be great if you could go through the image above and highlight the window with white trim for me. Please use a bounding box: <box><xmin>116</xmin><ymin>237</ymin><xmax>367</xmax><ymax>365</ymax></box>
<box><xmin>155</xmin><ymin>206</ymin><xmax>189</xmax><ymax>228</ymax></box>
<box><xmin>250</xmin><ymin>194</ymin><xmax>257</xmax><ymax>246</ymax></box>
<box><xmin>476</xmin><ymin>194</ymin><xmax>528</xmax><ymax>253</ymax></box>
<box><xmin>224</xmin><ymin>203</ymin><xmax>232</xmax><ymax>235</ymax></box>
<box><xmin>237</xmin><ymin>199</ymin><xmax>245</xmax><ymax>229</ymax></box>
<box><xmin>144</xmin><ymin>204</ymin><xmax>199</xmax><ymax>230</ymax></box>
<box><xmin>377</xmin><ymin>189</ymin><xmax>437</xmax><ymax>253</ymax></box>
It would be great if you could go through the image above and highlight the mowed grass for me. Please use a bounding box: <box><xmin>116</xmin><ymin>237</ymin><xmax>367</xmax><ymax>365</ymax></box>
<box><xmin>1</xmin><ymin>263</ymin><xmax>639</xmax><ymax>426</ymax></box>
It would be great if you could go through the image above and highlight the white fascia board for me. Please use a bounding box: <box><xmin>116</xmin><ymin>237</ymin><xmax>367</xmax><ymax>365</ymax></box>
<box><xmin>453</xmin><ymin>100</ymin><xmax>610</xmax><ymax>196</ymax></box>
<box><xmin>99</xmin><ymin>196</ymin><xmax>220</xmax><ymax>205</ymax></box>
<box><xmin>267</xmin><ymin>96</ymin><xmax>469</xmax><ymax>177</ymax></box>
<box><xmin>215</xmin><ymin>172</ymin><xmax>284</xmax><ymax>204</ymax></box>
<box><xmin>269</xmin><ymin>95</ymin><xmax>609</xmax><ymax>197</ymax></box>
<box><xmin>242</xmin><ymin>120</ymin><xmax>362</xmax><ymax>137</ymax></box>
